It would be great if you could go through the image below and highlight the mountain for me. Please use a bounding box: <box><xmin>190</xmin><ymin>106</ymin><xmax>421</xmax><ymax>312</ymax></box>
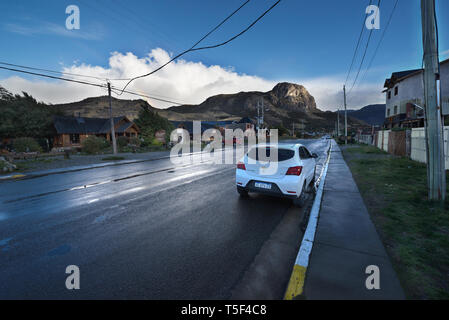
<box><xmin>52</xmin><ymin>96</ymin><xmax>158</xmax><ymax>120</ymax></box>
<box><xmin>337</xmin><ymin>104</ymin><xmax>386</xmax><ymax>126</ymax></box>
<box><xmin>157</xmin><ymin>82</ymin><xmax>367</xmax><ymax>130</ymax></box>
<box><xmin>52</xmin><ymin>82</ymin><xmax>367</xmax><ymax>131</ymax></box>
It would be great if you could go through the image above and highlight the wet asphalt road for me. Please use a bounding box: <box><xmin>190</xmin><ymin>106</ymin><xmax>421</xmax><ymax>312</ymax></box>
<box><xmin>0</xmin><ymin>139</ymin><xmax>330</xmax><ymax>299</ymax></box>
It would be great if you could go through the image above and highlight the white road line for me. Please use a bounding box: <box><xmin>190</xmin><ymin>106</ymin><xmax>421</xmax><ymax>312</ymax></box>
<box><xmin>284</xmin><ymin>141</ymin><xmax>332</xmax><ymax>299</ymax></box>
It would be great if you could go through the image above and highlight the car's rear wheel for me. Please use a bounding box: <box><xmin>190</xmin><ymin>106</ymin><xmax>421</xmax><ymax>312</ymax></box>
<box><xmin>293</xmin><ymin>182</ymin><xmax>308</xmax><ymax>207</ymax></box>
<box><xmin>237</xmin><ymin>186</ymin><xmax>249</xmax><ymax>197</ymax></box>
<box><xmin>309</xmin><ymin>167</ymin><xmax>317</xmax><ymax>194</ymax></box>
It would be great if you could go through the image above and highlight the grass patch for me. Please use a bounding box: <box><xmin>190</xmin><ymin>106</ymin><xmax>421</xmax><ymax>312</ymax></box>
<box><xmin>341</xmin><ymin>145</ymin><xmax>449</xmax><ymax>300</ymax></box>
<box><xmin>101</xmin><ymin>156</ymin><xmax>126</xmax><ymax>161</ymax></box>
<box><xmin>344</xmin><ymin>144</ymin><xmax>387</xmax><ymax>155</ymax></box>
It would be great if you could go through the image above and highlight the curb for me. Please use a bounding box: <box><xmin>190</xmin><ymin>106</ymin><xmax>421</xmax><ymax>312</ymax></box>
<box><xmin>0</xmin><ymin>174</ymin><xmax>26</xmax><ymax>181</ymax></box>
<box><xmin>284</xmin><ymin>142</ymin><xmax>332</xmax><ymax>300</ymax></box>
<box><xmin>0</xmin><ymin>148</ymin><xmax>228</xmax><ymax>182</ymax></box>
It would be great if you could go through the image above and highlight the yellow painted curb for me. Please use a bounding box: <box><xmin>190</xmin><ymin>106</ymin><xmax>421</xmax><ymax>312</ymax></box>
<box><xmin>12</xmin><ymin>174</ymin><xmax>26</xmax><ymax>179</ymax></box>
<box><xmin>284</xmin><ymin>265</ymin><xmax>307</xmax><ymax>300</ymax></box>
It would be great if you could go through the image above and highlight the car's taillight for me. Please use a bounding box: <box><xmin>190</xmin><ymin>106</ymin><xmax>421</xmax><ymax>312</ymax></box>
<box><xmin>286</xmin><ymin>166</ymin><xmax>303</xmax><ymax>176</ymax></box>
<box><xmin>237</xmin><ymin>162</ymin><xmax>246</xmax><ymax>170</ymax></box>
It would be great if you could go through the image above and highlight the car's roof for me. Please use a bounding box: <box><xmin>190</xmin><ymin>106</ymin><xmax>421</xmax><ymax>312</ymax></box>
<box><xmin>249</xmin><ymin>143</ymin><xmax>303</xmax><ymax>150</ymax></box>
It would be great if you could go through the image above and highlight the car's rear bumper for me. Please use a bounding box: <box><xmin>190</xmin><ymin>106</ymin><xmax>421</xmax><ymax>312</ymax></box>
<box><xmin>239</xmin><ymin>180</ymin><xmax>297</xmax><ymax>199</ymax></box>
<box><xmin>236</xmin><ymin>169</ymin><xmax>304</xmax><ymax>197</ymax></box>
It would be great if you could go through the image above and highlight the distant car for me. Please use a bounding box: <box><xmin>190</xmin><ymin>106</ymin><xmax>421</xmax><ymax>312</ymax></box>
<box><xmin>322</xmin><ymin>135</ymin><xmax>331</xmax><ymax>139</ymax></box>
<box><xmin>235</xmin><ymin>143</ymin><xmax>318</xmax><ymax>206</ymax></box>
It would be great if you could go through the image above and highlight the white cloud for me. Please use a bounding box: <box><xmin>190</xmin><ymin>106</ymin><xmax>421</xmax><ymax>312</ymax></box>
<box><xmin>0</xmin><ymin>48</ymin><xmax>384</xmax><ymax>110</ymax></box>
<box><xmin>301</xmin><ymin>76</ymin><xmax>385</xmax><ymax>111</ymax></box>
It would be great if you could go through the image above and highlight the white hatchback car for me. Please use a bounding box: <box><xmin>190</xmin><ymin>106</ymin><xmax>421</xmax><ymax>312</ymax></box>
<box><xmin>236</xmin><ymin>143</ymin><xmax>318</xmax><ymax>206</ymax></box>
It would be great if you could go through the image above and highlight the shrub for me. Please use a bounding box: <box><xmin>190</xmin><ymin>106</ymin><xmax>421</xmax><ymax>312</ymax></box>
<box><xmin>82</xmin><ymin>136</ymin><xmax>110</xmax><ymax>154</ymax></box>
<box><xmin>129</xmin><ymin>137</ymin><xmax>141</xmax><ymax>147</ymax></box>
<box><xmin>117</xmin><ymin>136</ymin><xmax>129</xmax><ymax>148</ymax></box>
<box><xmin>13</xmin><ymin>137</ymin><xmax>42</xmax><ymax>153</ymax></box>
<box><xmin>151</xmin><ymin>138</ymin><xmax>163</xmax><ymax>146</ymax></box>
<box><xmin>275</xmin><ymin>125</ymin><xmax>289</xmax><ymax>136</ymax></box>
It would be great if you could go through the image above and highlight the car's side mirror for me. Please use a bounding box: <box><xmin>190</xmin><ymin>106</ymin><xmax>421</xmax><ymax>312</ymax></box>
<box><xmin>312</xmin><ymin>153</ymin><xmax>318</xmax><ymax>158</ymax></box>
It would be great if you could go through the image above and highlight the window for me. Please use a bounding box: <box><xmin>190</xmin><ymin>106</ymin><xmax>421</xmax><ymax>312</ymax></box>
<box><xmin>387</xmin><ymin>109</ymin><xmax>390</xmax><ymax>116</ymax></box>
<box><xmin>69</xmin><ymin>134</ymin><xmax>80</xmax><ymax>144</ymax></box>
<box><xmin>298</xmin><ymin>147</ymin><xmax>312</xmax><ymax>159</ymax></box>
<box><xmin>394</xmin><ymin>86</ymin><xmax>398</xmax><ymax>96</ymax></box>
<box><xmin>394</xmin><ymin>105</ymin><xmax>398</xmax><ymax>114</ymax></box>
<box><xmin>247</xmin><ymin>147</ymin><xmax>295</xmax><ymax>162</ymax></box>
<box><xmin>387</xmin><ymin>91</ymin><xmax>391</xmax><ymax>99</ymax></box>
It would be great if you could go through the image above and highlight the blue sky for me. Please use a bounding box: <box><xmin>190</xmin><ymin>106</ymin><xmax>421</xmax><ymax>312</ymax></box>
<box><xmin>0</xmin><ymin>0</ymin><xmax>448</xmax><ymax>110</ymax></box>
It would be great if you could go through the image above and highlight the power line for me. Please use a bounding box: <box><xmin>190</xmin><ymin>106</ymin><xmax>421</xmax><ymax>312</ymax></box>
<box><xmin>344</xmin><ymin>0</ymin><xmax>373</xmax><ymax>87</ymax></box>
<box><xmin>118</xmin><ymin>0</ymin><xmax>281</xmax><ymax>94</ymax></box>
<box><xmin>358</xmin><ymin>0</ymin><xmax>400</xmax><ymax>87</ymax></box>
<box><xmin>347</xmin><ymin>0</ymin><xmax>382</xmax><ymax>97</ymax></box>
<box><xmin>0</xmin><ymin>66</ymin><xmax>188</xmax><ymax>105</ymax></box>
<box><xmin>118</xmin><ymin>0</ymin><xmax>253</xmax><ymax>92</ymax></box>
<box><xmin>0</xmin><ymin>61</ymin><xmax>112</xmax><ymax>81</ymax></box>
<box><xmin>0</xmin><ymin>61</ymin><xmax>188</xmax><ymax>101</ymax></box>
<box><xmin>189</xmin><ymin>0</ymin><xmax>281</xmax><ymax>53</ymax></box>
<box><xmin>0</xmin><ymin>65</ymin><xmax>108</xmax><ymax>89</ymax></box>
<box><xmin>110</xmin><ymin>87</ymin><xmax>184</xmax><ymax>106</ymax></box>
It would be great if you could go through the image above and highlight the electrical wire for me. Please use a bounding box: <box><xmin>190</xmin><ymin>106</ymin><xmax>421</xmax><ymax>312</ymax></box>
<box><xmin>344</xmin><ymin>0</ymin><xmax>373</xmax><ymax>87</ymax></box>
<box><xmin>0</xmin><ymin>61</ymin><xmax>112</xmax><ymax>81</ymax></box>
<box><xmin>0</xmin><ymin>66</ymin><xmax>188</xmax><ymax>105</ymax></box>
<box><xmin>0</xmin><ymin>65</ymin><xmax>108</xmax><ymax>89</ymax></box>
<box><xmin>358</xmin><ymin>0</ymin><xmax>399</xmax><ymax>88</ymax></box>
<box><xmin>347</xmin><ymin>0</ymin><xmax>382</xmax><ymax>97</ymax></box>
<box><xmin>118</xmin><ymin>0</ymin><xmax>281</xmax><ymax>94</ymax></box>
<box><xmin>110</xmin><ymin>87</ymin><xmax>184</xmax><ymax>105</ymax></box>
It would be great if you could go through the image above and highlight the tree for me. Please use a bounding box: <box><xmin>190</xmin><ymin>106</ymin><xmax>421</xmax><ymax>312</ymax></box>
<box><xmin>134</xmin><ymin>107</ymin><xmax>174</xmax><ymax>145</ymax></box>
<box><xmin>0</xmin><ymin>86</ymin><xmax>62</xmax><ymax>139</ymax></box>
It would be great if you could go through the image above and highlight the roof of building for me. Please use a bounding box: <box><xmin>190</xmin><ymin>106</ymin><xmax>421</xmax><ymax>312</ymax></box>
<box><xmin>238</xmin><ymin>117</ymin><xmax>255</xmax><ymax>124</ymax></box>
<box><xmin>384</xmin><ymin>58</ymin><xmax>449</xmax><ymax>89</ymax></box>
<box><xmin>384</xmin><ymin>69</ymin><xmax>422</xmax><ymax>88</ymax></box>
<box><xmin>54</xmin><ymin>116</ymin><xmax>138</xmax><ymax>134</ymax></box>
<box><xmin>170</xmin><ymin>121</ymin><xmax>217</xmax><ymax>134</ymax></box>
<box><xmin>202</xmin><ymin>121</ymin><xmax>234</xmax><ymax>126</ymax></box>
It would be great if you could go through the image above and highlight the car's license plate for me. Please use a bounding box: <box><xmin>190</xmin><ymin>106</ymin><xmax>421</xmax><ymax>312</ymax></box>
<box><xmin>255</xmin><ymin>182</ymin><xmax>272</xmax><ymax>190</ymax></box>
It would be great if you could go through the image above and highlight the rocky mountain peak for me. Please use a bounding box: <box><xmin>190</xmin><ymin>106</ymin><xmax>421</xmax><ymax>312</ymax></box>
<box><xmin>268</xmin><ymin>82</ymin><xmax>317</xmax><ymax>111</ymax></box>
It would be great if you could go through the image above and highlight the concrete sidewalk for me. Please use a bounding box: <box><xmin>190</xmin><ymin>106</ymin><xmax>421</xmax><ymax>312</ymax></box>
<box><xmin>304</xmin><ymin>141</ymin><xmax>405</xmax><ymax>299</ymax></box>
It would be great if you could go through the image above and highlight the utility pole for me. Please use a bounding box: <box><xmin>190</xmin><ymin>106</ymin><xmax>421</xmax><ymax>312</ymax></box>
<box><xmin>256</xmin><ymin>100</ymin><xmax>260</xmax><ymax>131</ymax></box>
<box><xmin>108</xmin><ymin>82</ymin><xmax>117</xmax><ymax>155</ymax></box>
<box><xmin>421</xmin><ymin>0</ymin><xmax>446</xmax><ymax>201</ymax></box>
<box><xmin>337</xmin><ymin>108</ymin><xmax>340</xmax><ymax>136</ymax></box>
<box><xmin>302</xmin><ymin>119</ymin><xmax>305</xmax><ymax>138</ymax></box>
<box><xmin>343</xmin><ymin>86</ymin><xmax>348</xmax><ymax>144</ymax></box>
<box><xmin>292</xmin><ymin>123</ymin><xmax>295</xmax><ymax>137</ymax></box>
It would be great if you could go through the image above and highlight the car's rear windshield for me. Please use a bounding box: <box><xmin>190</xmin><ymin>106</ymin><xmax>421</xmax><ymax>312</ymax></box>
<box><xmin>247</xmin><ymin>147</ymin><xmax>295</xmax><ymax>162</ymax></box>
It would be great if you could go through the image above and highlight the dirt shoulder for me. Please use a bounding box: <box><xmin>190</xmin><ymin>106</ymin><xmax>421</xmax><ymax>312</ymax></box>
<box><xmin>341</xmin><ymin>144</ymin><xmax>449</xmax><ymax>299</ymax></box>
